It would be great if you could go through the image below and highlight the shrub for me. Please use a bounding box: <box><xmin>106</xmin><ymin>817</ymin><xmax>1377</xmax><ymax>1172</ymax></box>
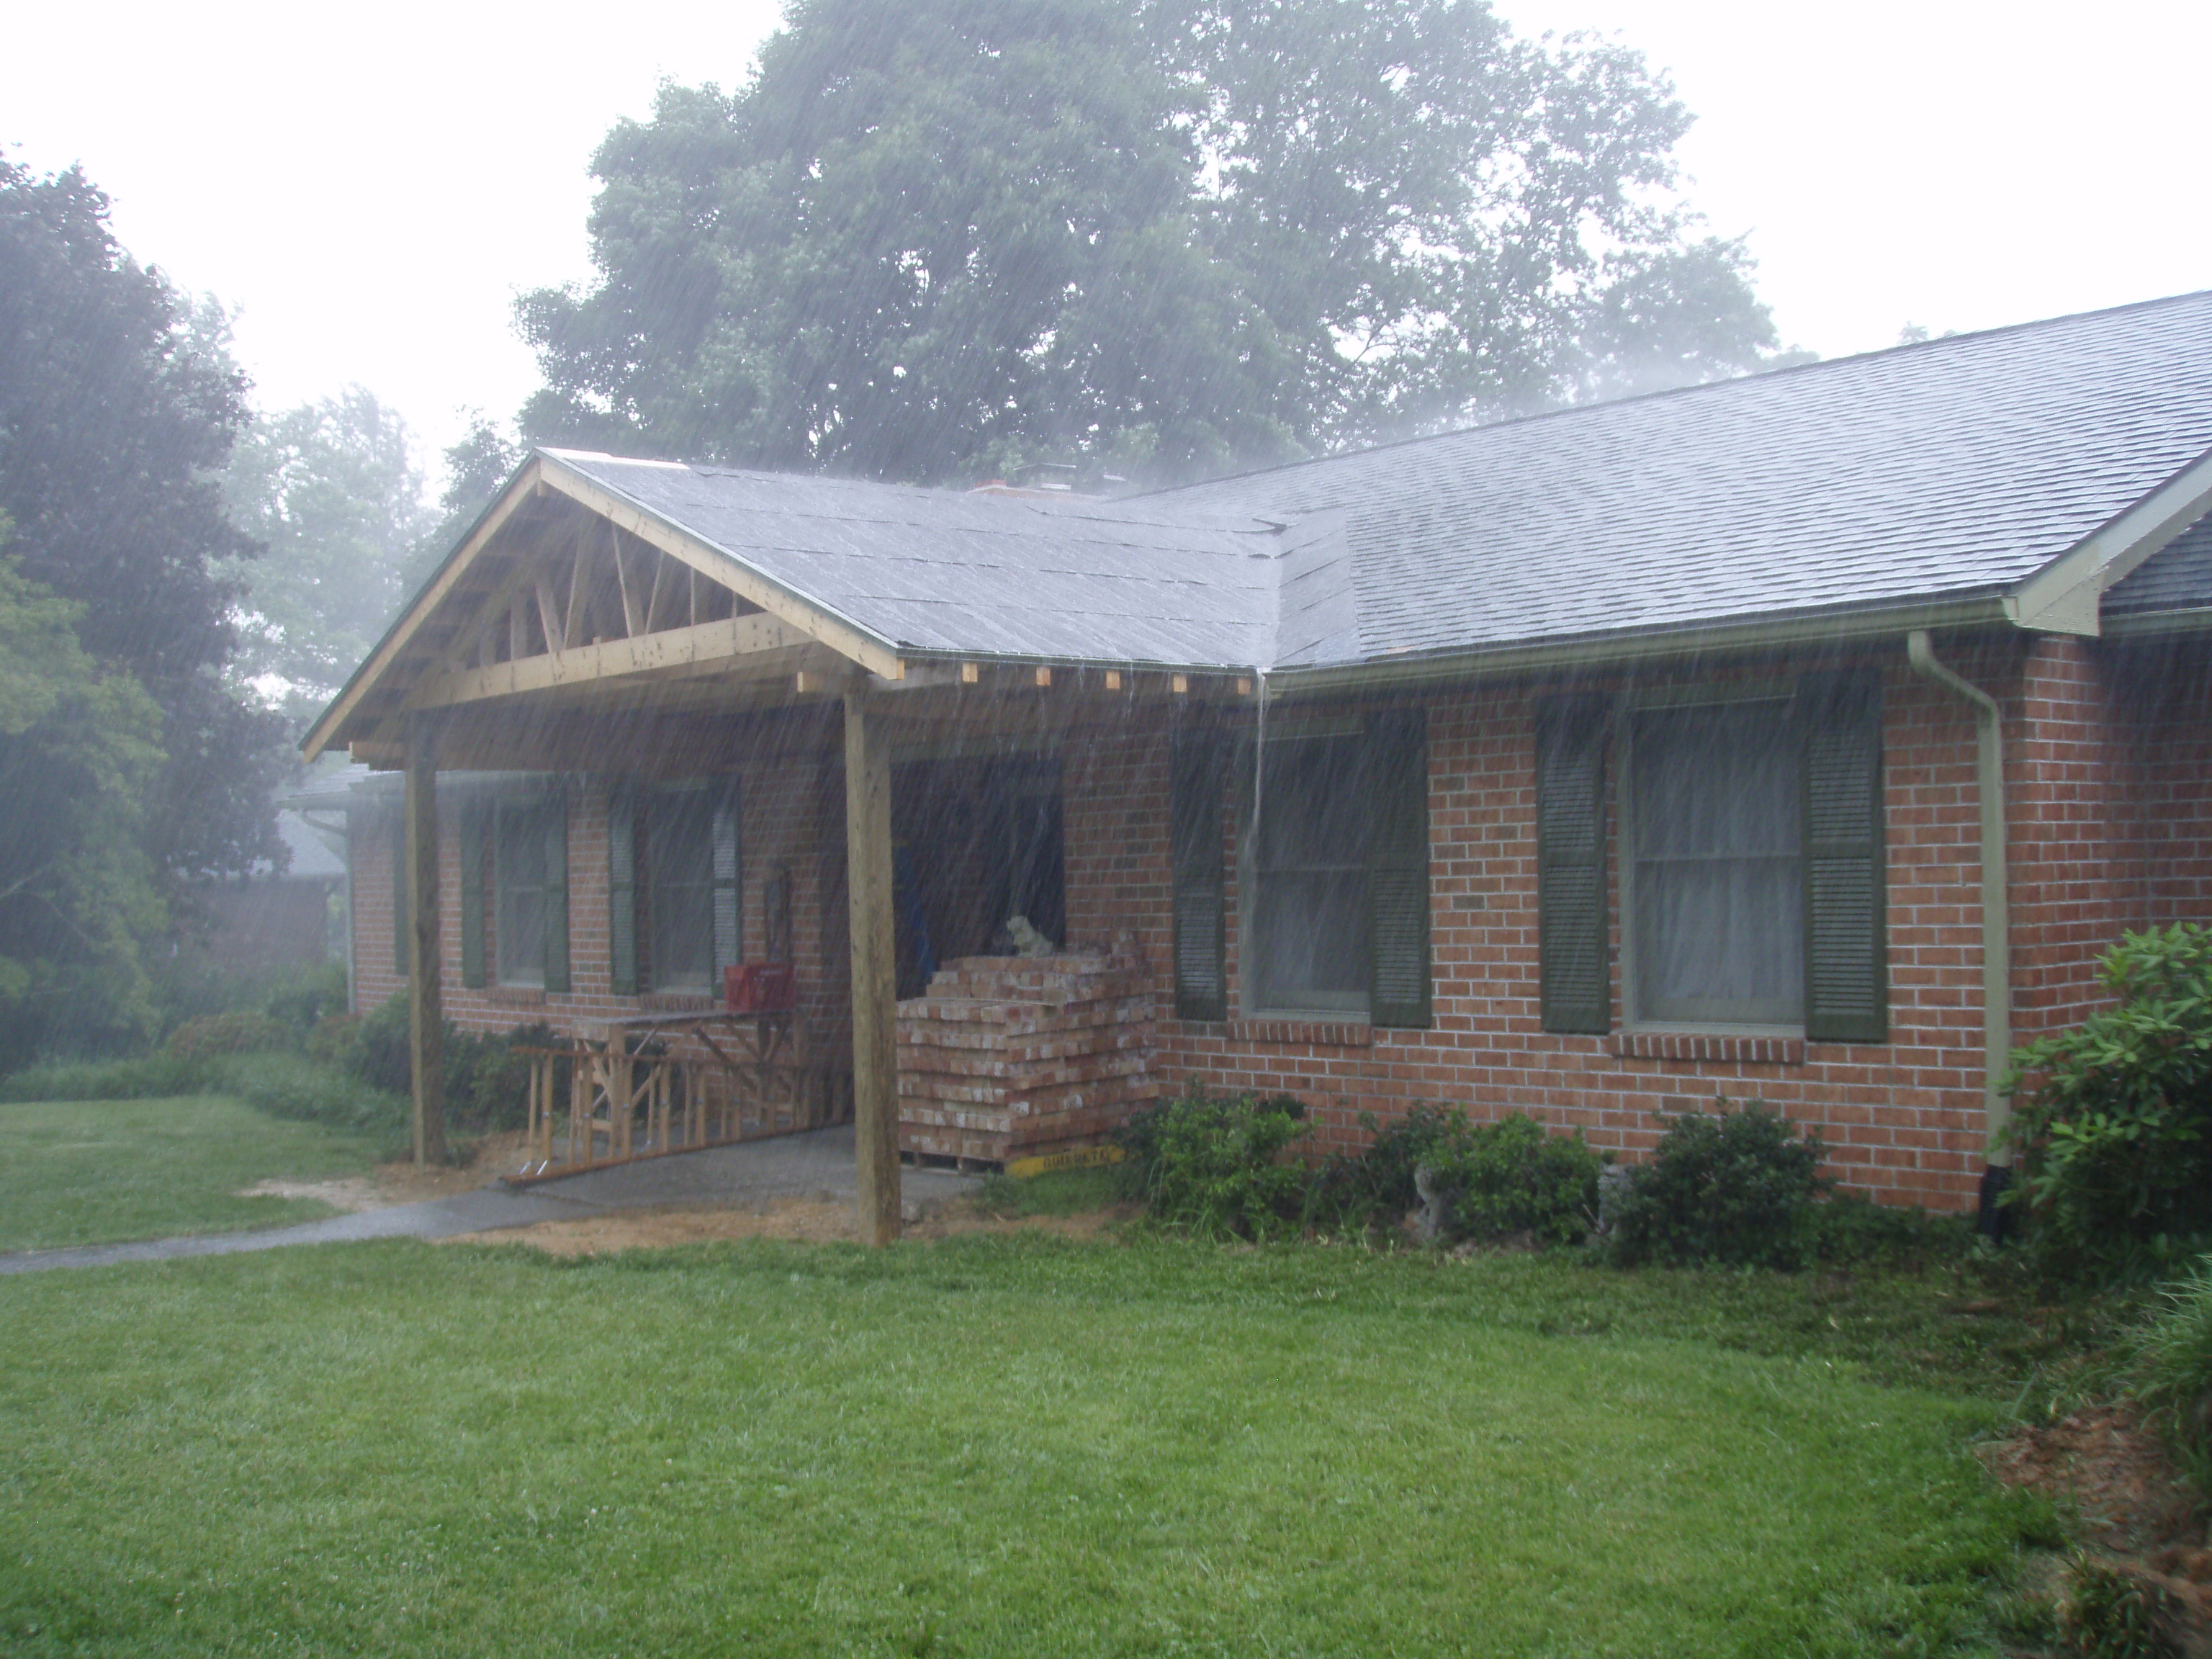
<box><xmin>2121</xmin><ymin>1255</ymin><xmax>2212</xmax><ymax>1494</ymax></box>
<box><xmin>0</xmin><ymin>1053</ymin><xmax>212</xmax><ymax>1102</ymax></box>
<box><xmin>1602</xmin><ymin>1100</ymin><xmax>1827</xmax><ymax>1269</ymax></box>
<box><xmin>1807</xmin><ymin>1194</ymin><xmax>1972</xmax><ymax>1267</ymax></box>
<box><xmin>337</xmin><ymin>994</ymin><xmax>544</xmax><ymax>1135</ymax></box>
<box><xmin>2003</xmin><ymin>924</ymin><xmax>2212</xmax><ymax>1277</ymax></box>
<box><xmin>345</xmin><ymin>992</ymin><xmax>413</xmax><ymax>1094</ymax></box>
<box><xmin>217</xmin><ymin>1052</ymin><xmax>410</xmax><ymax>1157</ymax></box>
<box><xmin>1309</xmin><ymin>1103</ymin><xmax>1471</xmax><ymax>1231</ymax></box>
<box><xmin>163</xmin><ymin>1010</ymin><xmax>295</xmax><ymax>1061</ymax></box>
<box><xmin>305</xmin><ymin>1013</ymin><xmax>359</xmax><ymax>1066</ymax></box>
<box><xmin>1116</xmin><ymin>1087</ymin><xmax>1310</xmax><ymax>1241</ymax></box>
<box><xmin>1422</xmin><ymin>1112</ymin><xmax>1606</xmax><ymax>1246</ymax></box>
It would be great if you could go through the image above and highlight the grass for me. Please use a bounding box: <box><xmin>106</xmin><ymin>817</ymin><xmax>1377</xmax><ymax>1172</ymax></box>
<box><xmin>0</xmin><ymin>1234</ymin><xmax>2066</xmax><ymax>1656</ymax></box>
<box><xmin>0</xmin><ymin>1095</ymin><xmax>381</xmax><ymax>1251</ymax></box>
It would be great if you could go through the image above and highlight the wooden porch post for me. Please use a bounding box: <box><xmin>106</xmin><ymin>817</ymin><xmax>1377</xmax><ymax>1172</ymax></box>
<box><xmin>844</xmin><ymin>683</ymin><xmax>902</xmax><ymax>1246</ymax></box>
<box><xmin>405</xmin><ymin>716</ymin><xmax>448</xmax><ymax>1166</ymax></box>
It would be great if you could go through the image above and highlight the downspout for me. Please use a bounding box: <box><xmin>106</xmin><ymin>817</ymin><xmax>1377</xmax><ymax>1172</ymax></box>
<box><xmin>1905</xmin><ymin>631</ymin><xmax>2013</xmax><ymax>1233</ymax></box>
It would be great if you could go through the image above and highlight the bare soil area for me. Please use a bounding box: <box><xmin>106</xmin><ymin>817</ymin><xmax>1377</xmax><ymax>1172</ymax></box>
<box><xmin>443</xmin><ymin>1193</ymin><xmax>1130</xmax><ymax>1254</ymax></box>
<box><xmin>237</xmin><ymin>1130</ymin><xmax>540</xmax><ymax>1210</ymax></box>
<box><xmin>1984</xmin><ymin>1403</ymin><xmax>2212</xmax><ymax>1653</ymax></box>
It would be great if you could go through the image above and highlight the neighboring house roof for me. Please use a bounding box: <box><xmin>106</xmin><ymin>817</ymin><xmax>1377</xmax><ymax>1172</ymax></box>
<box><xmin>1145</xmin><ymin>289</ymin><xmax>2212</xmax><ymax>667</ymax></box>
<box><xmin>2106</xmin><ymin>507</ymin><xmax>2212</xmax><ymax>618</ymax></box>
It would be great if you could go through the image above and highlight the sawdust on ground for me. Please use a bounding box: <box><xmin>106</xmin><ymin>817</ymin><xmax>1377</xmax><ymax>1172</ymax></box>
<box><xmin>238</xmin><ymin>1130</ymin><xmax>541</xmax><ymax>1210</ymax></box>
<box><xmin>1983</xmin><ymin>1403</ymin><xmax>2212</xmax><ymax>1653</ymax></box>
<box><xmin>441</xmin><ymin>1195</ymin><xmax>1133</xmax><ymax>1254</ymax></box>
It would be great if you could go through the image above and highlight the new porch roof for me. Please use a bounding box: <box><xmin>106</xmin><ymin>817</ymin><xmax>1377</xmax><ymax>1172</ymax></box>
<box><xmin>306</xmin><ymin>289</ymin><xmax>2212</xmax><ymax>762</ymax></box>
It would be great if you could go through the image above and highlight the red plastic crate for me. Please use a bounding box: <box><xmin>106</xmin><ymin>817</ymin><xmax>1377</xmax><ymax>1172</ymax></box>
<box><xmin>724</xmin><ymin>963</ymin><xmax>796</xmax><ymax>1013</ymax></box>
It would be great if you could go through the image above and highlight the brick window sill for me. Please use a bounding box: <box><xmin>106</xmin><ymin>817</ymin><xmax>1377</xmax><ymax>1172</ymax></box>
<box><xmin>1611</xmin><ymin>1030</ymin><xmax>1804</xmax><ymax>1066</ymax></box>
<box><xmin>1226</xmin><ymin>1019</ymin><xmax>1374</xmax><ymax>1048</ymax></box>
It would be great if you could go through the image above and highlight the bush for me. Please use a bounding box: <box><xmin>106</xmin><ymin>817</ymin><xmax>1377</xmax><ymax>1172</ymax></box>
<box><xmin>217</xmin><ymin>1052</ymin><xmax>410</xmax><ymax>1156</ymax></box>
<box><xmin>338</xmin><ymin>994</ymin><xmax>544</xmax><ymax>1135</ymax></box>
<box><xmin>163</xmin><ymin>1010</ymin><xmax>295</xmax><ymax>1061</ymax></box>
<box><xmin>2004</xmin><ymin>925</ymin><xmax>2212</xmax><ymax>1278</ymax></box>
<box><xmin>346</xmin><ymin>992</ymin><xmax>413</xmax><ymax>1094</ymax></box>
<box><xmin>0</xmin><ymin>1053</ymin><xmax>213</xmax><ymax>1102</ymax></box>
<box><xmin>1807</xmin><ymin>1195</ymin><xmax>1972</xmax><ymax>1267</ymax></box>
<box><xmin>1309</xmin><ymin>1103</ymin><xmax>1469</xmax><ymax>1232</ymax></box>
<box><xmin>305</xmin><ymin>1013</ymin><xmax>358</xmax><ymax>1066</ymax></box>
<box><xmin>1116</xmin><ymin>1087</ymin><xmax>1310</xmax><ymax>1241</ymax></box>
<box><xmin>1602</xmin><ymin>1100</ymin><xmax>1827</xmax><ymax>1269</ymax></box>
<box><xmin>1423</xmin><ymin>1112</ymin><xmax>1607</xmax><ymax>1246</ymax></box>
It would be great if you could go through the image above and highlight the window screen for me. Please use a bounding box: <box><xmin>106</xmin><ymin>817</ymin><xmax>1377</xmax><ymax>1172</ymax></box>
<box><xmin>1631</xmin><ymin>700</ymin><xmax>1803</xmax><ymax>1025</ymax></box>
<box><xmin>495</xmin><ymin>801</ymin><xmax>552</xmax><ymax>987</ymax></box>
<box><xmin>1249</xmin><ymin>732</ymin><xmax>1370</xmax><ymax>1013</ymax></box>
<box><xmin>647</xmin><ymin>788</ymin><xmax>717</xmax><ymax>992</ymax></box>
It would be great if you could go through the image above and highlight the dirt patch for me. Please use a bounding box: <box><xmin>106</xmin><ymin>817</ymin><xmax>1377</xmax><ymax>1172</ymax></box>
<box><xmin>240</xmin><ymin>1131</ymin><xmax>541</xmax><ymax>1211</ymax></box>
<box><xmin>235</xmin><ymin>1177</ymin><xmax>387</xmax><ymax>1213</ymax></box>
<box><xmin>1984</xmin><ymin>1404</ymin><xmax>2212</xmax><ymax>1652</ymax></box>
<box><xmin>441</xmin><ymin>1193</ymin><xmax>1130</xmax><ymax>1255</ymax></box>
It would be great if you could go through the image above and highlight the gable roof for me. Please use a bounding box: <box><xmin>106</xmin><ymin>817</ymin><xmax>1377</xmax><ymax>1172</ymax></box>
<box><xmin>548</xmin><ymin>455</ymin><xmax>1287</xmax><ymax>668</ymax></box>
<box><xmin>309</xmin><ymin>289</ymin><xmax>2212</xmax><ymax>759</ymax></box>
<box><xmin>1144</xmin><ymin>288</ymin><xmax>2212</xmax><ymax>667</ymax></box>
<box><xmin>2107</xmin><ymin>506</ymin><xmax>2212</xmax><ymax>619</ymax></box>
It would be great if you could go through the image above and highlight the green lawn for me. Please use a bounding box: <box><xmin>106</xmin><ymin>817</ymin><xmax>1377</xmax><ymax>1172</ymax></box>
<box><xmin>0</xmin><ymin>1095</ymin><xmax>379</xmax><ymax>1251</ymax></box>
<box><xmin>0</xmin><ymin>1235</ymin><xmax>2060</xmax><ymax>1656</ymax></box>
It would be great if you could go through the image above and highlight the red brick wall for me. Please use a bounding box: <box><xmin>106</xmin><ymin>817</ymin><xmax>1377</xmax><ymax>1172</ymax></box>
<box><xmin>1058</xmin><ymin>638</ymin><xmax>2194</xmax><ymax>1212</ymax></box>
<box><xmin>350</xmin><ymin>630</ymin><xmax>2212</xmax><ymax>1210</ymax></box>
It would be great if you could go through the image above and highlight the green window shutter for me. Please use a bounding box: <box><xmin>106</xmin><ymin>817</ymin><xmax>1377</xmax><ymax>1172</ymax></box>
<box><xmin>1169</xmin><ymin>729</ymin><xmax>1227</xmax><ymax>1022</ymax></box>
<box><xmin>543</xmin><ymin>791</ymin><xmax>571</xmax><ymax>994</ymax></box>
<box><xmin>390</xmin><ymin>811</ymin><xmax>409</xmax><ymax>978</ymax></box>
<box><xmin>459</xmin><ymin>804</ymin><xmax>486</xmax><ymax>989</ymax></box>
<box><xmin>607</xmin><ymin>786</ymin><xmax>638</xmax><ymax>996</ymax></box>
<box><xmin>1366</xmin><ymin>708</ymin><xmax>1432</xmax><ymax>1028</ymax></box>
<box><xmin>1799</xmin><ymin>669</ymin><xmax>1887</xmax><ymax>1043</ymax></box>
<box><xmin>1536</xmin><ymin>696</ymin><xmax>1610</xmax><ymax>1034</ymax></box>
<box><xmin>712</xmin><ymin>786</ymin><xmax>742</xmax><ymax>978</ymax></box>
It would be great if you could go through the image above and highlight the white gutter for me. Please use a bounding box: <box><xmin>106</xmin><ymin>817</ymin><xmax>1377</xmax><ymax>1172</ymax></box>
<box><xmin>1905</xmin><ymin>632</ymin><xmax>2012</xmax><ymax>1174</ymax></box>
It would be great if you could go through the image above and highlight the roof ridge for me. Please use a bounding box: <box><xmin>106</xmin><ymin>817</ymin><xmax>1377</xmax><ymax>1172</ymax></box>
<box><xmin>1136</xmin><ymin>287</ymin><xmax>2212</xmax><ymax>503</ymax></box>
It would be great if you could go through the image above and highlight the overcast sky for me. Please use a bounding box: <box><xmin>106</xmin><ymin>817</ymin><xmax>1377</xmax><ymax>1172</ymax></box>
<box><xmin>6</xmin><ymin>0</ymin><xmax>2206</xmax><ymax>472</ymax></box>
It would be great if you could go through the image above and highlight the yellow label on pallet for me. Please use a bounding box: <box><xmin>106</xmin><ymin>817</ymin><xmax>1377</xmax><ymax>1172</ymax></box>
<box><xmin>1004</xmin><ymin>1144</ymin><xmax>1126</xmax><ymax>1179</ymax></box>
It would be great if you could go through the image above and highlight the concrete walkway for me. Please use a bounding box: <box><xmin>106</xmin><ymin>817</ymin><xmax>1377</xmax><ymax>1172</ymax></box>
<box><xmin>0</xmin><ymin>1124</ymin><xmax>978</xmax><ymax>1276</ymax></box>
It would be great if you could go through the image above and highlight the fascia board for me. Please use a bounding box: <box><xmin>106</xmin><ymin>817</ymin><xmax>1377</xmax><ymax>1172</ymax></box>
<box><xmin>2008</xmin><ymin>446</ymin><xmax>2212</xmax><ymax>636</ymax></box>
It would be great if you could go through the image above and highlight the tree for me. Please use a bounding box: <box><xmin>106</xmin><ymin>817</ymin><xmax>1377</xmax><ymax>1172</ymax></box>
<box><xmin>398</xmin><ymin>410</ymin><xmax>523</xmax><ymax>595</ymax></box>
<box><xmin>219</xmin><ymin>386</ymin><xmax>436</xmax><ymax>719</ymax></box>
<box><xmin>518</xmin><ymin>0</ymin><xmax>1784</xmax><ymax>486</ymax></box>
<box><xmin>0</xmin><ymin>158</ymin><xmax>288</xmax><ymax>1054</ymax></box>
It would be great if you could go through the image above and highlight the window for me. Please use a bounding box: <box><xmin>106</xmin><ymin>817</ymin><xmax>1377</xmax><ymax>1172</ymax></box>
<box><xmin>1534</xmin><ymin>673</ymin><xmax>1887</xmax><ymax>1043</ymax></box>
<box><xmin>608</xmin><ymin>781</ymin><xmax>737</xmax><ymax>997</ymax></box>
<box><xmin>1186</xmin><ymin>709</ymin><xmax>1429</xmax><ymax>1027</ymax></box>
<box><xmin>1247</xmin><ymin>730</ymin><xmax>1372</xmax><ymax>1013</ymax></box>
<box><xmin>1627</xmin><ymin>698</ymin><xmax>1803</xmax><ymax>1026</ymax></box>
<box><xmin>645</xmin><ymin>787</ymin><xmax>719</xmax><ymax>992</ymax></box>
<box><xmin>495</xmin><ymin>799</ymin><xmax>556</xmax><ymax>987</ymax></box>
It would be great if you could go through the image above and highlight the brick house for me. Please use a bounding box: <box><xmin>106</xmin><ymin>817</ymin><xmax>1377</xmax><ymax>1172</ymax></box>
<box><xmin>306</xmin><ymin>290</ymin><xmax>2212</xmax><ymax>1237</ymax></box>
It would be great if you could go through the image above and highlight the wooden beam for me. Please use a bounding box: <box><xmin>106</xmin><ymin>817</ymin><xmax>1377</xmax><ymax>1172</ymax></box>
<box><xmin>534</xmin><ymin>572</ymin><xmax>565</xmax><ymax>649</ymax></box>
<box><xmin>565</xmin><ymin>532</ymin><xmax>590</xmax><ymax>649</ymax></box>
<box><xmin>405</xmin><ymin>612</ymin><xmax>806</xmax><ymax>710</ymax></box>
<box><xmin>844</xmin><ymin>683</ymin><xmax>902</xmax><ymax>1247</ymax></box>
<box><xmin>405</xmin><ymin>719</ymin><xmax>448</xmax><ymax>1166</ymax></box>
<box><xmin>644</xmin><ymin>551</ymin><xmax>677</xmax><ymax>633</ymax></box>
<box><xmin>537</xmin><ymin>458</ymin><xmax>907</xmax><ymax>679</ymax></box>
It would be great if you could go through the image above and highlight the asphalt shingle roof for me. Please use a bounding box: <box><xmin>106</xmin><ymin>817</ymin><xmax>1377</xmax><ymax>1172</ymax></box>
<box><xmin>541</xmin><ymin>292</ymin><xmax>2212</xmax><ymax>678</ymax></box>
<box><xmin>552</xmin><ymin>458</ymin><xmax>1285</xmax><ymax>670</ymax></box>
<box><xmin>1141</xmin><ymin>289</ymin><xmax>2212</xmax><ymax>667</ymax></box>
<box><xmin>2107</xmin><ymin>507</ymin><xmax>2212</xmax><ymax>617</ymax></box>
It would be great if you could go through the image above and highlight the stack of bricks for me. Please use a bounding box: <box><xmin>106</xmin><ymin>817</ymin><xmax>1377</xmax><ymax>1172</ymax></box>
<box><xmin>896</xmin><ymin>950</ymin><xmax>1158</xmax><ymax>1165</ymax></box>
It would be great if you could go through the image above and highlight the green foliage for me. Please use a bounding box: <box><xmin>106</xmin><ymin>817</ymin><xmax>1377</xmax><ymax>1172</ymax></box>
<box><xmin>1603</xmin><ymin>1100</ymin><xmax>1828</xmax><ymax>1270</ymax></box>
<box><xmin>2118</xmin><ymin>1256</ymin><xmax>2212</xmax><ymax>1494</ymax></box>
<box><xmin>216</xmin><ymin>387</ymin><xmax>436</xmax><ymax>717</ymax></box>
<box><xmin>1807</xmin><ymin>1195</ymin><xmax>1973</xmax><ymax>1268</ymax></box>
<box><xmin>2060</xmin><ymin>1555</ymin><xmax>2180</xmax><ymax>1658</ymax></box>
<box><xmin>2003</xmin><ymin>925</ymin><xmax>2212</xmax><ymax>1278</ymax></box>
<box><xmin>1116</xmin><ymin>1087</ymin><xmax>1311</xmax><ymax>1240</ymax></box>
<box><xmin>338</xmin><ymin>992</ymin><xmax>541</xmax><ymax>1136</ymax></box>
<box><xmin>1422</xmin><ymin>1111</ymin><xmax>1606</xmax><ymax>1246</ymax></box>
<box><xmin>1312</xmin><ymin>1105</ymin><xmax>1604</xmax><ymax>1245</ymax></box>
<box><xmin>163</xmin><ymin>1010</ymin><xmax>295</xmax><ymax>1061</ymax></box>
<box><xmin>974</xmin><ymin>1164</ymin><xmax>1125</xmax><ymax>1218</ymax></box>
<box><xmin>0</xmin><ymin>1053</ymin><xmax>212</xmax><ymax>1103</ymax></box>
<box><xmin>0</xmin><ymin>161</ymin><xmax>289</xmax><ymax>995</ymax></box>
<box><xmin>519</xmin><ymin>0</ymin><xmax>1781</xmax><ymax>486</ymax></box>
<box><xmin>216</xmin><ymin>1051</ymin><xmax>409</xmax><ymax>1154</ymax></box>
